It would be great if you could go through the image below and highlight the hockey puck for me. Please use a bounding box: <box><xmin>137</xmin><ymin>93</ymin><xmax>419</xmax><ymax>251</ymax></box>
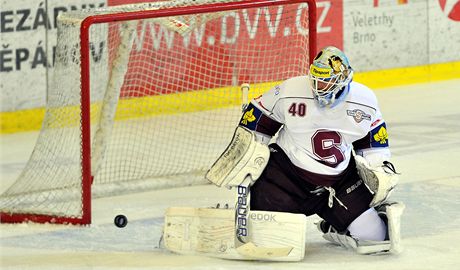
<box><xmin>114</xmin><ymin>214</ymin><xmax>128</xmax><ymax>228</ymax></box>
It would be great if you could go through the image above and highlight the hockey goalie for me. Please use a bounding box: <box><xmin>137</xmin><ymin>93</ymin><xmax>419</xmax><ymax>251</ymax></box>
<box><xmin>163</xmin><ymin>46</ymin><xmax>404</xmax><ymax>261</ymax></box>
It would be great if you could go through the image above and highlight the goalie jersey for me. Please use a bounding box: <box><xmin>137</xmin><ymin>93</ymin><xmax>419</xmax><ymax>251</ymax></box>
<box><xmin>239</xmin><ymin>76</ymin><xmax>390</xmax><ymax>187</ymax></box>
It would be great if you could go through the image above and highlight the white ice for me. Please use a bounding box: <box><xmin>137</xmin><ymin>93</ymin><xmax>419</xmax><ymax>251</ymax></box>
<box><xmin>1</xmin><ymin>79</ymin><xmax>460</xmax><ymax>270</ymax></box>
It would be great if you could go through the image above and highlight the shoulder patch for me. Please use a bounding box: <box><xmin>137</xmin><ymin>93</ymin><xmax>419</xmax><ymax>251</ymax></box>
<box><xmin>347</xmin><ymin>109</ymin><xmax>371</xmax><ymax>123</ymax></box>
<box><xmin>241</xmin><ymin>108</ymin><xmax>256</xmax><ymax>125</ymax></box>
<box><xmin>371</xmin><ymin>123</ymin><xmax>389</xmax><ymax>147</ymax></box>
<box><xmin>239</xmin><ymin>103</ymin><xmax>263</xmax><ymax>131</ymax></box>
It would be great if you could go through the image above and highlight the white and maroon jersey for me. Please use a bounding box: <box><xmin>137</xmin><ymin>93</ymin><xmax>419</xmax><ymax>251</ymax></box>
<box><xmin>239</xmin><ymin>76</ymin><xmax>390</xmax><ymax>185</ymax></box>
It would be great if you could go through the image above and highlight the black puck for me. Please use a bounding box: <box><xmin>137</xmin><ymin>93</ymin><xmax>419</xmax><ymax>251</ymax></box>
<box><xmin>114</xmin><ymin>214</ymin><xmax>128</xmax><ymax>228</ymax></box>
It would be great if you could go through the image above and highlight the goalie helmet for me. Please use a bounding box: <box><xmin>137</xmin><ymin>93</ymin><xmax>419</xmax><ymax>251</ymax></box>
<box><xmin>309</xmin><ymin>46</ymin><xmax>353</xmax><ymax>107</ymax></box>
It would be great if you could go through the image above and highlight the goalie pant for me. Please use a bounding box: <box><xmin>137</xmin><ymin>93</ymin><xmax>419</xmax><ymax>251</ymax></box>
<box><xmin>250</xmin><ymin>144</ymin><xmax>389</xmax><ymax>246</ymax></box>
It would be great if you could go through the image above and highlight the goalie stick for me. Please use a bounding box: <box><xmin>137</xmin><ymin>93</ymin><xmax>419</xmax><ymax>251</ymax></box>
<box><xmin>234</xmin><ymin>176</ymin><xmax>293</xmax><ymax>258</ymax></box>
<box><xmin>232</xmin><ymin>84</ymin><xmax>293</xmax><ymax>259</ymax></box>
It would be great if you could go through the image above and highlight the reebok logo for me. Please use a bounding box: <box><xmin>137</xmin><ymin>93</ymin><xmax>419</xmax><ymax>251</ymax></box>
<box><xmin>250</xmin><ymin>213</ymin><xmax>277</xmax><ymax>222</ymax></box>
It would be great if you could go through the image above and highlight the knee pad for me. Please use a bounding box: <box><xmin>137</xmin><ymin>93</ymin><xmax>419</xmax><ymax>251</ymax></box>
<box><xmin>348</xmin><ymin>207</ymin><xmax>387</xmax><ymax>241</ymax></box>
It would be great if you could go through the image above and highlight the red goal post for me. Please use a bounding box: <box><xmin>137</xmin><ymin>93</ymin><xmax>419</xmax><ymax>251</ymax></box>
<box><xmin>1</xmin><ymin>0</ymin><xmax>317</xmax><ymax>225</ymax></box>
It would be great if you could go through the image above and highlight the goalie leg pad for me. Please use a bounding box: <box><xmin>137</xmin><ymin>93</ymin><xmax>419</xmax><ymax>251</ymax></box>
<box><xmin>376</xmin><ymin>201</ymin><xmax>405</xmax><ymax>254</ymax></box>
<box><xmin>318</xmin><ymin>202</ymin><xmax>405</xmax><ymax>254</ymax></box>
<box><xmin>163</xmin><ymin>207</ymin><xmax>307</xmax><ymax>261</ymax></box>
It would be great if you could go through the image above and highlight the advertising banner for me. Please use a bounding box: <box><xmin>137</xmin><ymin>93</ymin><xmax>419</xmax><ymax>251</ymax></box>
<box><xmin>2</xmin><ymin>0</ymin><xmax>342</xmax><ymax>110</ymax></box>
<box><xmin>429</xmin><ymin>0</ymin><xmax>460</xmax><ymax>63</ymax></box>
<box><xmin>343</xmin><ymin>0</ymin><xmax>429</xmax><ymax>71</ymax></box>
<box><xmin>0</xmin><ymin>0</ymin><xmax>458</xmax><ymax>113</ymax></box>
<box><xmin>110</xmin><ymin>0</ymin><xmax>343</xmax><ymax>96</ymax></box>
<box><xmin>0</xmin><ymin>0</ymin><xmax>106</xmax><ymax>112</ymax></box>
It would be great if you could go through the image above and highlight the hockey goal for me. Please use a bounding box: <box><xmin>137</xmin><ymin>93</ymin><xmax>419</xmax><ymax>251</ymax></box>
<box><xmin>0</xmin><ymin>0</ymin><xmax>317</xmax><ymax>225</ymax></box>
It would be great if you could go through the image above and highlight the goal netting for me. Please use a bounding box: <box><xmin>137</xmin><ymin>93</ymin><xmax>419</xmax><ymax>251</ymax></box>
<box><xmin>0</xmin><ymin>0</ymin><xmax>316</xmax><ymax>224</ymax></box>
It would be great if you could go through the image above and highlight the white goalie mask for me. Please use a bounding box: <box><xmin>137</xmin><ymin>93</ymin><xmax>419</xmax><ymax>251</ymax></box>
<box><xmin>308</xmin><ymin>46</ymin><xmax>353</xmax><ymax>108</ymax></box>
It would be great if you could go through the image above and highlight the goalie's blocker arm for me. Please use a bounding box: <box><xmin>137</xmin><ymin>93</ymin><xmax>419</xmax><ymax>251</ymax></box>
<box><xmin>206</xmin><ymin>126</ymin><xmax>270</xmax><ymax>188</ymax></box>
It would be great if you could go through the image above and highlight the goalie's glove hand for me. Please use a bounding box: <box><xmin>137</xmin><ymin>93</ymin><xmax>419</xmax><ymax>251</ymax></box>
<box><xmin>354</xmin><ymin>155</ymin><xmax>400</xmax><ymax>207</ymax></box>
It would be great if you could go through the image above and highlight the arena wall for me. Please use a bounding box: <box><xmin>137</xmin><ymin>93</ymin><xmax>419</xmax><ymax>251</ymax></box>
<box><xmin>1</xmin><ymin>0</ymin><xmax>459</xmax><ymax>133</ymax></box>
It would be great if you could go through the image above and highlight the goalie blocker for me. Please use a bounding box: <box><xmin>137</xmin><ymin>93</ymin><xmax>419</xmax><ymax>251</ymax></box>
<box><xmin>205</xmin><ymin>126</ymin><xmax>269</xmax><ymax>188</ymax></box>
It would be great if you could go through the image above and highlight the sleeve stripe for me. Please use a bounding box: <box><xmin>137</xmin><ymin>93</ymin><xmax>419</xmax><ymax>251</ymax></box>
<box><xmin>255</xmin><ymin>114</ymin><xmax>282</xmax><ymax>137</ymax></box>
<box><xmin>238</xmin><ymin>103</ymin><xmax>282</xmax><ymax>137</ymax></box>
<box><xmin>345</xmin><ymin>101</ymin><xmax>377</xmax><ymax>112</ymax></box>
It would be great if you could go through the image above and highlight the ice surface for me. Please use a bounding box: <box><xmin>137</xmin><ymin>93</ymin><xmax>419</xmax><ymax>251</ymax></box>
<box><xmin>1</xmin><ymin>79</ymin><xmax>459</xmax><ymax>269</ymax></box>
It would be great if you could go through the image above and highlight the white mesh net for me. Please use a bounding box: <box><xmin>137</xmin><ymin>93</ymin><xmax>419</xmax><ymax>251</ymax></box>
<box><xmin>0</xmin><ymin>0</ymin><xmax>313</xmax><ymax>222</ymax></box>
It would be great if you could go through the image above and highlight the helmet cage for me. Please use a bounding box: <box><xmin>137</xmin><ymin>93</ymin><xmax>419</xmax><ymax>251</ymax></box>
<box><xmin>309</xmin><ymin>69</ymin><xmax>353</xmax><ymax>107</ymax></box>
<box><xmin>309</xmin><ymin>50</ymin><xmax>353</xmax><ymax>107</ymax></box>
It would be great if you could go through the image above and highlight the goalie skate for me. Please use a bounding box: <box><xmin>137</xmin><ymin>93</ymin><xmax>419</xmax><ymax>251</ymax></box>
<box><xmin>163</xmin><ymin>207</ymin><xmax>307</xmax><ymax>261</ymax></box>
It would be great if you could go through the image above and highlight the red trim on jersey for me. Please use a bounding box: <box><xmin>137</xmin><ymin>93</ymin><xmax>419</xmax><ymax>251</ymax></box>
<box><xmin>257</xmin><ymin>101</ymin><xmax>269</xmax><ymax>112</ymax></box>
<box><xmin>371</xmin><ymin>118</ymin><xmax>382</xmax><ymax>127</ymax></box>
